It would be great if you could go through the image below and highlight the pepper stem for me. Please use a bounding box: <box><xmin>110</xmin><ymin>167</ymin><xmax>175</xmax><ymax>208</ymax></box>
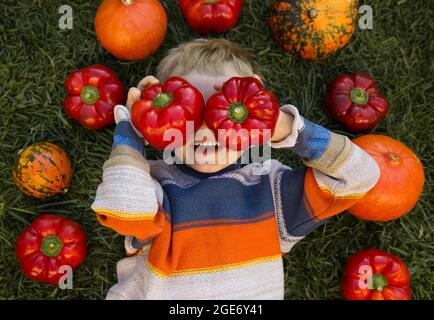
<box><xmin>152</xmin><ymin>92</ymin><xmax>173</xmax><ymax>108</ymax></box>
<box><xmin>80</xmin><ymin>86</ymin><xmax>100</xmax><ymax>105</ymax></box>
<box><xmin>121</xmin><ymin>0</ymin><xmax>134</xmax><ymax>5</ymax></box>
<box><xmin>350</xmin><ymin>87</ymin><xmax>369</xmax><ymax>104</ymax></box>
<box><xmin>228</xmin><ymin>103</ymin><xmax>248</xmax><ymax>123</ymax></box>
<box><xmin>205</xmin><ymin>0</ymin><xmax>218</xmax><ymax>3</ymax></box>
<box><xmin>371</xmin><ymin>274</ymin><xmax>388</xmax><ymax>291</ymax></box>
<box><xmin>40</xmin><ymin>235</ymin><xmax>63</xmax><ymax>257</ymax></box>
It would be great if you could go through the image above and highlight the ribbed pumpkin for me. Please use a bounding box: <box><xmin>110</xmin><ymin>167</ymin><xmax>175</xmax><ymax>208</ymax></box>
<box><xmin>349</xmin><ymin>135</ymin><xmax>425</xmax><ymax>221</ymax></box>
<box><xmin>269</xmin><ymin>0</ymin><xmax>359</xmax><ymax>60</ymax></box>
<box><xmin>95</xmin><ymin>0</ymin><xmax>167</xmax><ymax>61</ymax></box>
<box><xmin>12</xmin><ymin>142</ymin><xmax>73</xmax><ymax>199</ymax></box>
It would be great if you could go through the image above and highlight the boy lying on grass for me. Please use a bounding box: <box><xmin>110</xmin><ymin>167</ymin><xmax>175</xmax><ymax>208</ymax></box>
<box><xmin>92</xmin><ymin>39</ymin><xmax>380</xmax><ymax>299</ymax></box>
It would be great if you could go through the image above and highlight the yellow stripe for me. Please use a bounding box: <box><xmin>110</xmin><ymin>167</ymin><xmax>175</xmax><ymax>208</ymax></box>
<box><xmin>147</xmin><ymin>254</ymin><xmax>282</xmax><ymax>278</ymax></box>
<box><xmin>93</xmin><ymin>208</ymin><xmax>155</xmax><ymax>220</ymax></box>
<box><xmin>317</xmin><ymin>186</ymin><xmax>366</xmax><ymax>200</ymax></box>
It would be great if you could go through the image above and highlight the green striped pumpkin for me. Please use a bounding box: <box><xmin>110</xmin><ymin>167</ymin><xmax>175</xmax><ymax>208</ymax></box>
<box><xmin>269</xmin><ymin>0</ymin><xmax>359</xmax><ymax>60</ymax></box>
<box><xmin>12</xmin><ymin>142</ymin><xmax>73</xmax><ymax>199</ymax></box>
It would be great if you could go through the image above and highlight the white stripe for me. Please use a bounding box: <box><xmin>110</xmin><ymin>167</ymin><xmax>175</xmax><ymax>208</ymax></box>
<box><xmin>312</xmin><ymin>145</ymin><xmax>381</xmax><ymax>197</ymax></box>
<box><xmin>92</xmin><ymin>165</ymin><xmax>158</xmax><ymax>216</ymax></box>
<box><xmin>106</xmin><ymin>254</ymin><xmax>284</xmax><ymax>300</ymax></box>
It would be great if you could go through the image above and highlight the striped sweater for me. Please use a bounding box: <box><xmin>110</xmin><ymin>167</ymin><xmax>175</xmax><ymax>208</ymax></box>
<box><xmin>91</xmin><ymin>105</ymin><xmax>380</xmax><ymax>300</ymax></box>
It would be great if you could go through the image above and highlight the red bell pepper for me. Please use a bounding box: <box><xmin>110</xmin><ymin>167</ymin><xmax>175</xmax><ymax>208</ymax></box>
<box><xmin>342</xmin><ymin>249</ymin><xmax>411</xmax><ymax>300</ymax></box>
<box><xmin>16</xmin><ymin>214</ymin><xmax>87</xmax><ymax>285</ymax></box>
<box><xmin>179</xmin><ymin>0</ymin><xmax>243</xmax><ymax>34</ymax></box>
<box><xmin>204</xmin><ymin>77</ymin><xmax>279</xmax><ymax>150</ymax></box>
<box><xmin>131</xmin><ymin>77</ymin><xmax>205</xmax><ymax>149</ymax></box>
<box><xmin>325</xmin><ymin>72</ymin><xmax>389</xmax><ymax>132</ymax></box>
<box><xmin>63</xmin><ymin>65</ymin><xmax>126</xmax><ymax>129</ymax></box>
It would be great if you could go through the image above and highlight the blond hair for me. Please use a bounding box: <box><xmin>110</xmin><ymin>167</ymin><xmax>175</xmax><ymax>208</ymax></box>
<box><xmin>157</xmin><ymin>38</ymin><xmax>260</xmax><ymax>81</ymax></box>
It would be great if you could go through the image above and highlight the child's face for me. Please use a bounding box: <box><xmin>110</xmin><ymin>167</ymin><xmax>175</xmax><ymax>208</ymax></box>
<box><xmin>173</xmin><ymin>63</ymin><xmax>257</xmax><ymax>173</ymax></box>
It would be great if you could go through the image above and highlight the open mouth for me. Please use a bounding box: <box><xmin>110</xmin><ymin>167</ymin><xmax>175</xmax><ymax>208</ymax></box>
<box><xmin>193</xmin><ymin>140</ymin><xmax>221</xmax><ymax>154</ymax></box>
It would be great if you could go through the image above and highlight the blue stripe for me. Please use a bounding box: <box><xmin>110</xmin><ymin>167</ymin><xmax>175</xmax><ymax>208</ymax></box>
<box><xmin>112</xmin><ymin>121</ymin><xmax>145</xmax><ymax>154</ymax></box>
<box><xmin>162</xmin><ymin>189</ymin><xmax>172</xmax><ymax>215</ymax></box>
<box><xmin>173</xmin><ymin>212</ymin><xmax>275</xmax><ymax>232</ymax></box>
<box><xmin>163</xmin><ymin>175</ymin><xmax>275</xmax><ymax>224</ymax></box>
<box><xmin>280</xmin><ymin>167</ymin><xmax>328</xmax><ymax>237</ymax></box>
<box><xmin>289</xmin><ymin>118</ymin><xmax>330</xmax><ymax>160</ymax></box>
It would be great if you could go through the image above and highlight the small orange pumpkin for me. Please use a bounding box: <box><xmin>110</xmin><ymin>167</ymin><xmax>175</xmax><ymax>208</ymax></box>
<box><xmin>349</xmin><ymin>135</ymin><xmax>425</xmax><ymax>221</ymax></box>
<box><xmin>269</xmin><ymin>0</ymin><xmax>359</xmax><ymax>60</ymax></box>
<box><xmin>12</xmin><ymin>142</ymin><xmax>73</xmax><ymax>199</ymax></box>
<box><xmin>94</xmin><ymin>0</ymin><xmax>167</xmax><ymax>61</ymax></box>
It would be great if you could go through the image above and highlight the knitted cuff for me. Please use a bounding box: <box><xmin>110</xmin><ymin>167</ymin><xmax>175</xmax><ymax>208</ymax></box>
<box><xmin>113</xmin><ymin>121</ymin><xmax>144</xmax><ymax>154</ymax></box>
<box><xmin>124</xmin><ymin>236</ymin><xmax>150</xmax><ymax>256</ymax></box>
<box><xmin>288</xmin><ymin>118</ymin><xmax>331</xmax><ymax>161</ymax></box>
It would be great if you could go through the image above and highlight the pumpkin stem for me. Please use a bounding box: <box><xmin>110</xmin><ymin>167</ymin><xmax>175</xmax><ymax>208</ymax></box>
<box><xmin>371</xmin><ymin>274</ymin><xmax>388</xmax><ymax>291</ymax></box>
<box><xmin>121</xmin><ymin>0</ymin><xmax>134</xmax><ymax>5</ymax></box>
<box><xmin>389</xmin><ymin>153</ymin><xmax>400</xmax><ymax>162</ymax></box>
<box><xmin>309</xmin><ymin>9</ymin><xmax>318</xmax><ymax>18</ymax></box>
<box><xmin>40</xmin><ymin>235</ymin><xmax>63</xmax><ymax>257</ymax></box>
<box><xmin>350</xmin><ymin>88</ymin><xmax>369</xmax><ymax>105</ymax></box>
<box><xmin>228</xmin><ymin>103</ymin><xmax>248</xmax><ymax>123</ymax></box>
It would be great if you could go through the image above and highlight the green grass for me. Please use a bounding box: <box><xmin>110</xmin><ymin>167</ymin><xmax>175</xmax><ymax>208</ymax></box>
<box><xmin>0</xmin><ymin>0</ymin><xmax>432</xmax><ymax>299</ymax></box>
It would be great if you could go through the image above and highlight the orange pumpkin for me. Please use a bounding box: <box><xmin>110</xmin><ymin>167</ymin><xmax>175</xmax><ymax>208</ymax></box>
<box><xmin>269</xmin><ymin>0</ymin><xmax>359</xmax><ymax>60</ymax></box>
<box><xmin>94</xmin><ymin>0</ymin><xmax>167</xmax><ymax>61</ymax></box>
<box><xmin>349</xmin><ymin>135</ymin><xmax>425</xmax><ymax>221</ymax></box>
<box><xmin>12</xmin><ymin>142</ymin><xmax>73</xmax><ymax>199</ymax></box>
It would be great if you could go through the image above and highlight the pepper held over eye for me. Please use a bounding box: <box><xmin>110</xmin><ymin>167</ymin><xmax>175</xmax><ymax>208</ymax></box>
<box><xmin>131</xmin><ymin>77</ymin><xmax>205</xmax><ymax>150</ymax></box>
<box><xmin>204</xmin><ymin>77</ymin><xmax>280</xmax><ymax>151</ymax></box>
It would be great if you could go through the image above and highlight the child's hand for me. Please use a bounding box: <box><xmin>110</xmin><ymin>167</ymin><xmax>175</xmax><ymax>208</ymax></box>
<box><xmin>137</xmin><ymin>75</ymin><xmax>160</xmax><ymax>90</ymax></box>
<box><xmin>271</xmin><ymin>110</ymin><xmax>295</xmax><ymax>143</ymax></box>
<box><xmin>118</xmin><ymin>76</ymin><xmax>160</xmax><ymax>140</ymax></box>
<box><xmin>126</xmin><ymin>76</ymin><xmax>160</xmax><ymax>111</ymax></box>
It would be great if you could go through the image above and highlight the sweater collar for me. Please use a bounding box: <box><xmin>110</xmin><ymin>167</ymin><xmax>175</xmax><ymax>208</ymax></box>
<box><xmin>175</xmin><ymin>161</ymin><xmax>243</xmax><ymax>179</ymax></box>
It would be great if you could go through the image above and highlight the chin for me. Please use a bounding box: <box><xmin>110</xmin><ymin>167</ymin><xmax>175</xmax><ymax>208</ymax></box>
<box><xmin>188</xmin><ymin>163</ymin><xmax>233</xmax><ymax>173</ymax></box>
<box><xmin>175</xmin><ymin>145</ymin><xmax>242</xmax><ymax>173</ymax></box>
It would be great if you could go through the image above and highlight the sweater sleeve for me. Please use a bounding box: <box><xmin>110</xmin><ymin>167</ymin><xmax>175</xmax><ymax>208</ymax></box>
<box><xmin>91</xmin><ymin>122</ymin><xmax>168</xmax><ymax>241</ymax></box>
<box><xmin>270</xmin><ymin>105</ymin><xmax>380</xmax><ymax>249</ymax></box>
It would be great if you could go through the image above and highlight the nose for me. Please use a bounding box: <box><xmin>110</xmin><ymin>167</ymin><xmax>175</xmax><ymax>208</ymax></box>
<box><xmin>199</xmin><ymin>122</ymin><xmax>208</xmax><ymax>130</ymax></box>
<box><xmin>195</xmin><ymin>122</ymin><xmax>216</xmax><ymax>142</ymax></box>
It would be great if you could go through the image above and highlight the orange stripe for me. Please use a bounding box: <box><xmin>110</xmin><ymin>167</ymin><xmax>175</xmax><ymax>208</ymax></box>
<box><xmin>148</xmin><ymin>211</ymin><xmax>281</xmax><ymax>276</ymax></box>
<box><xmin>304</xmin><ymin>168</ymin><xmax>359</xmax><ymax>220</ymax></box>
<box><xmin>302</xmin><ymin>192</ymin><xmax>318</xmax><ymax>222</ymax></box>
<box><xmin>96</xmin><ymin>209</ymin><xmax>167</xmax><ymax>241</ymax></box>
